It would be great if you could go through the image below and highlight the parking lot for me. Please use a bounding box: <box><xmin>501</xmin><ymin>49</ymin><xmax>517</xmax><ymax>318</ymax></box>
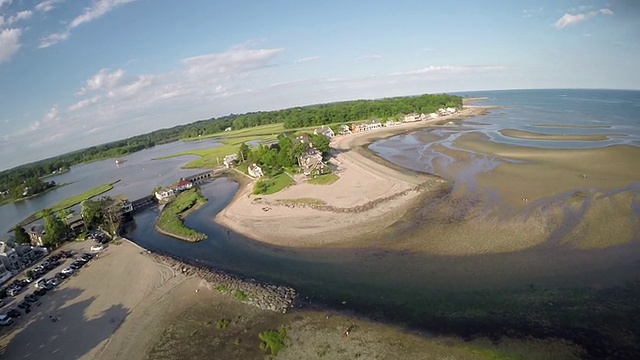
<box><xmin>0</xmin><ymin>236</ymin><xmax>106</xmax><ymax>328</ymax></box>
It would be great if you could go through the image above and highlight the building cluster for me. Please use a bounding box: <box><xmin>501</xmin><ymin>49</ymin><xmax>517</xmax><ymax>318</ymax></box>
<box><xmin>0</xmin><ymin>237</ymin><xmax>47</xmax><ymax>284</ymax></box>
<box><xmin>154</xmin><ymin>178</ymin><xmax>194</xmax><ymax>201</ymax></box>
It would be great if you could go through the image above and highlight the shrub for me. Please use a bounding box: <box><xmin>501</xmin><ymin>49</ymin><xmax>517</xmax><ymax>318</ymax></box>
<box><xmin>258</xmin><ymin>327</ymin><xmax>288</xmax><ymax>356</ymax></box>
<box><xmin>216</xmin><ymin>319</ymin><xmax>230</xmax><ymax>329</ymax></box>
<box><xmin>234</xmin><ymin>290</ymin><xmax>248</xmax><ymax>301</ymax></box>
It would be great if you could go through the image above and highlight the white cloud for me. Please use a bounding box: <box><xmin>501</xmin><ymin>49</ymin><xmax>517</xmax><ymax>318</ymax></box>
<box><xmin>182</xmin><ymin>47</ymin><xmax>283</xmax><ymax>78</ymax></box>
<box><xmin>44</xmin><ymin>106</ymin><xmax>59</xmax><ymax>122</ymax></box>
<box><xmin>357</xmin><ymin>54</ymin><xmax>383</xmax><ymax>61</ymax></box>
<box><xmin>39</xmin><ymin>30</ymin><xmax>70</xmax><ymax>48</ymax></box>
<box><xmin>294</xmin><ymin>56</ymin><xmax>320</xmax><ymax>63</ymax></box>
<box><xmin>7</xmin><ymin>10</ymin><xmax>33</xmax><ymax>24</ymax></box>
<box><xmin>522</xmin><ymin>7</ymin><xmax>544</xmax><ymax>18</ymax></box>
<box><xmin>0</xmin><ymin>28</ymin><xmax>21</xmax><ymax>63</ymax></box>
<box><xmin>70</xmin><ymin>0</ymin><xmax>138</xmax><ymax>28</ymax></box>
<box><xmin>35</xmin><ymin>0</ymin><xmax>66</xmax><ymax>12</ymax></box>
<box><xmin>390</xmin><ymin>65</ymin><xmax>505</xmax><ymax>76</ymax></box>
<box><xmin>68</xmin><ymin>96</ymin><xmax>100</xmax><ymax>112</ymax></box>
<box><xmin>555</xmin><ymin>8</ymin><xmax>614</xmax><ymax>29</ymax></box>
<box><xmin>38</xmin><ymin>0</ymin><xmax>139</xmax><ymax>47</ymax></box>
<box><xmin>0</xmin><ymin>0</ymin><xmax>11</xmax><ymax>10</ymax></box>
<box><xmin>77</xmin><ymin>68</ymin><xmax>125</xmax><ymax>95</ymax></box>
<box><xmin>105</xmin><ymin>74</ymin><xmax>153</xmax><ymax>98</ymax></box>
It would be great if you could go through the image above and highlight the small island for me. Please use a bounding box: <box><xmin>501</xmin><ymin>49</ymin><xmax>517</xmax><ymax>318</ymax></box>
<box><xmin>155</xmin><ymin>188</ymin><xmax>208</xmax><ymax>242</ymax></box>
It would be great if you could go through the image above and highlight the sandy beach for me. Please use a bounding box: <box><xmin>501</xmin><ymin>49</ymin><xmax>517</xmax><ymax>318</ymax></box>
<box><xmin>215</xmin><ymin>106</ymin><xmax>489</xmax><ymax>247</ymax></box>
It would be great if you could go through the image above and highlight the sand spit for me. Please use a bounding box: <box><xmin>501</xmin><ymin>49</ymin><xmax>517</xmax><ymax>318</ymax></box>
<box><xmin>499</xmin><ymin>128</ymin><xmax>626</xmax><ymax>141</ymax></box>
<box><xmin>215</xmin><ymin>106</ymin><xmax>490</xmax><ymax>247</ymax></box>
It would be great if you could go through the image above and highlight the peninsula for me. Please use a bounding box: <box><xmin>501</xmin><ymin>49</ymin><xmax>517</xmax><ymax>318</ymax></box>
<box><xmin>215</xmin><ymin>106</ymin><xmax>489</xmax><ymax>247</ymax></box>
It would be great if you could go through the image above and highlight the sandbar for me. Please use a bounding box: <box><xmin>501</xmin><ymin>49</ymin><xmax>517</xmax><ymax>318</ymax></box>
<box><xmin>500</xmin><ymin>128</ymin><xmax>626</xmax><ymax>141</ymax></box>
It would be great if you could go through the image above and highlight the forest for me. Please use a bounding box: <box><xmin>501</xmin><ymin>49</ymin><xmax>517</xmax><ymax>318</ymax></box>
<box><xmin>0</xmin><ymin>93</ymin><xmax>461</xmax><ymax>200</ymax></box>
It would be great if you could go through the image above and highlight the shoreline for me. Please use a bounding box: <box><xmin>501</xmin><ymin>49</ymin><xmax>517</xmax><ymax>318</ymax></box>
<box><xmin>126</xmin><ymin>238</ymin><xmax>297</xmax><ymax>312</ymax></box>
<box><xmin>214</xmin><ymin>106</ymin><xmax>491</xmax><ymax>247</ymax></box>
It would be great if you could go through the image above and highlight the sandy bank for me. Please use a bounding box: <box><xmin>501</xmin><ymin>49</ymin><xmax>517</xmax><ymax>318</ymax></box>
<box><xmin>499</xmin><ymin>128</ymin><xmax>626</xmax><ymax>141</ymax></box>
<box><xmin>215</xmin><ymin>107</ymin><xmax>490</xmax><ymax>247</ymax></box>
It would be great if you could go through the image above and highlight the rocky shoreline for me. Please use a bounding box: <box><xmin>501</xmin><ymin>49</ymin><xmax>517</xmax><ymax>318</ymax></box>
<box><xmin>142</xmin><ymin>248</ymin><xmax>297</xmax><ymax>313</ymax></box>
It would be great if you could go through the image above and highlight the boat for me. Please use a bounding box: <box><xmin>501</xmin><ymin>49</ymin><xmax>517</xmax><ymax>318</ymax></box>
<box><xmin>115</xmin><ymin>159</ymin><xmax>127</xmax><ymax>165</ymax></box>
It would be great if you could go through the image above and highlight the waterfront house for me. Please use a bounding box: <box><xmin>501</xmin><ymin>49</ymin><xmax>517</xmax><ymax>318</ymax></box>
<box><xmin>248</xmin><ymin>164</ymin><xmax>264</xmax><ymax>178</ymax></box>
<box><xmin>339</xmin><ymin>124</ymin><xmax>352</xmax><ymax>135</ymax></box>
<box><xmin>224</xmin><ymin>127</ymin><xmax>232</xmax><ymax>132</ymax></box>
<box><xmin>28</xmin><ymin>225</ymin><xmax>45</xmax><ymax>247</ymax></box>
<box><xmin>0</xmin><ymin>242</ymin><xmax>20</xmax><ymax>273</ymax></box>
<box><xmin>299</xmin><ymin>145</ymin><xmax>325</xmax><ymax>176</ymax></box>
<box><xmin>403</xmin><ymin>113</ymin><xmax>420</xmax><ymax>122</ymax></box>
<box><xmin>223</xmin><ymin>154</ymin><xmax>239</xmax><ymax>168</ymax></box>
<box><xmin>313</xmin><ymin>125</ymin><xmax>335</xmax><ymax>139</ymax></box>
<box><xmin>385</xmin><ymin>120</ymin><xmax>400</xmax><ymax>127</ymax></box>
<box><xmin>446</xmin><ymin>107</ymin><xmax>457</xmax><ymax>114</ymax></box>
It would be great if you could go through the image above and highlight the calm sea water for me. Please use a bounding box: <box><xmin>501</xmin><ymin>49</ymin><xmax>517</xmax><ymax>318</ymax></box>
<box><xmin>455</xmin><ymin>88</ymin><xmax>640</xmax><ymax>148</ymax></box>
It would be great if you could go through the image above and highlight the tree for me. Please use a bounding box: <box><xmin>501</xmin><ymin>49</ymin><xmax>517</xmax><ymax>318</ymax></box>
<box><xmin>81</xmin><ymin>199</ymin><xmax>104</xmax><ymax>229</ymax></box>
<box><xmin>310</xmin><ymin>134</ymin><xmax>330</xmax><ymax>154</ymax></box>
<box><xmin>42</xmin><ymin>208</ymin><xmax>68</xmax><ymax>247</ymax></box>
<box><xmin>238</xmin><ymin>142</ymin><xmax>250</xmax><ymax>162</ymax></box>
<box><xmin>14</xmin><ymin>226</ymin><xmax>30</xmax><ymax>245</ymax></box>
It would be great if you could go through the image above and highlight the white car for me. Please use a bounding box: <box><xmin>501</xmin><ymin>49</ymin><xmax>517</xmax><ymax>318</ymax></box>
<box><xmin>0</xmin><ymin>315</ymin><xmax>13</xmax><ymax>326</ymax></box>
<box><xmin>90</xmin><ymin>245</ymin><xmax>104</xmax><ymax>252</ymax></box>
<box><xmin>61</xmin><ymin>268</ymin><xmax>75</xmax><ymax>275</ymax></box>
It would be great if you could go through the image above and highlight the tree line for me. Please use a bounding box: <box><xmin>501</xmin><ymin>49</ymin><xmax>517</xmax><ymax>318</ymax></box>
<box><xmin>0</xmin><ymin>93</ymin><xmax>461</xmax><ymax>200</ymax></box>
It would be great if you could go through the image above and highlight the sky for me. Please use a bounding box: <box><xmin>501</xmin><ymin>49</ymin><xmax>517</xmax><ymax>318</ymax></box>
<box><xmin>0</xmin><ymin>0</ymin><xmax>639</xmax><ymax>170</ymax></box>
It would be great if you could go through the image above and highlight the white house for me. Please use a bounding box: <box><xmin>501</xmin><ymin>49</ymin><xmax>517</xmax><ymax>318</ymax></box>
<box><xmin>385</xmin><ymin>120</ymin><xmax>400</xmax><ymax>127</ymax></box>
<box><xmin>0</xmin><ymin>242</ymin><xmax>20</xmax><ymax>273</ymax></box>
<box><xmin>446</xmin><ymin>107</ymin><xmax>457</xmax><ymax>114</ymax></box>
<box><xmin>248</xmin><ymin>164</ymin><xmax>264</xmax><ymax>178</ymax></box>
<box><xmin>155</xmin><ymin>189</ymin><xmax>175</xmax><ymax>201</ymax></box>
<box><xmin>223</xmin><ymin>154</ymin><xmax>239</xmax><ymax>168</ymax></box>
<box><xmin>314</xmin><ymin>125</ymin><xmax>335</xmax><ymax>139</ymax></box>
<box><xmin>224</xmin><ymin>127</ymin><xmax>232</xmax><ymax>132</ymax></box>
<box><xmin>339</xmin><ymin>124</ymin><xmax>352</xmax><ymax>135</ymax></box>
<box><xmin>365</xmin><ymin>121</ymin><xmax>382</xmax><ymax>131</ymax></box>
<box><xmin>403</xmin><ymin>113</ymin><xmax>420</xmax><ymax>122</ymax></box>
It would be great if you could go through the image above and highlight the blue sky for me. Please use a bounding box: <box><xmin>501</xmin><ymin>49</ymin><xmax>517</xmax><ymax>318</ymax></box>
<box><xmin>0</xmin><ymin>0</ymin><xmax>638</xmax><ymax>170</ymax></box>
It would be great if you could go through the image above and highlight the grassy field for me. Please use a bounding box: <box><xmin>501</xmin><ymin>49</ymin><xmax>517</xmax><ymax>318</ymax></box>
<box><xmin>157</xmin><ymin>123</ymin><xmax>321</xmax><ymax>169</ymax></box>
<box><xmin>156</xmin><ymin>188</ymin><xmax>208</xmax><ymax>242</ymax></box>
<box><xmin>307</xmin><ymin>173</ymin><xmax>339</xmax><ymax>185</ymax></box>
<box><xmin>16</xmin><ymin>180</ymin><xmax>120</xmax><ymax>226</ymax></box>
<box><xmin>253</xmin><ymin>173</ymin><xmax>295</xmax><ymax>195</ymax></box>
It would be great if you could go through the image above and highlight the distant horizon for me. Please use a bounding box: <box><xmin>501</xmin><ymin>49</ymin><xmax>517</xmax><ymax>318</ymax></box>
<box><xmin>2</xmin><ymin>0</ymin><xmax>638</xmax><ymax>170</ymax></box>
<box><xmin>2</xmin><ymin>87</ymin><xmax>638</xmax><ymax>172</ymax></box>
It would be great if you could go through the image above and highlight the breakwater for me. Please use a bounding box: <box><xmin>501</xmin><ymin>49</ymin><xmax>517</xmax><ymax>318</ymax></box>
<box><xmin>143</xmin><ymin>248</ymin><xmax>297</xmax><ymax>313</ymax></box>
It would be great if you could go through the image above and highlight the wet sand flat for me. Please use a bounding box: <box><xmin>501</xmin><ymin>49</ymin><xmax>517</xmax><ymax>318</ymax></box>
<box><xmin>500</xmin><ymin>128</ymin><xmax>626</xmax><ymax>141</ymax></box>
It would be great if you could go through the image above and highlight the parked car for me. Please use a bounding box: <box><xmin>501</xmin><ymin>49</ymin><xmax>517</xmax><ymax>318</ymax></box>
<box><xmin>25</xmin><ymin>294</ymin><xmax>39</xmax><ymax>303</ymax></box>
<box><xmin>34</xmin><ymin>288</ymin><xmax>47</xmax><ymax>296</ymax></box>
<box><xmin>47</xmin><ymin>278</ymin><xmax>60</xmax><ymax>287</ymax></box>
<box><xmin>61</xmin><ymin>267</ymin><xmax>75</xmax><ymax>275</ymax></box>
<box><xmin>90</xmin><ymin>244</ymin><xmax>104</xmax><ymax>251</ymax></box>
<box><xmin>0</xmin><ymin>315</ymin><xmax>13</xmax><ymax>326</ymax></box>
<box><xmin>17</xmin><ymin>302</ymin><xmax>31</xmax><ymax>309</ymax></box>
<box><xmin>7</xmin><ymin>287</ymin><xmax>21</xmax><ymax>297</ymax></box>
<box><xmin>6</xmin><ymin>309</ymin><xmax>21</xmax><ymax>318</ymax></box>
<box><xmin>56</xmin><ymin>272</ymin><xmax>69</xmax><ymax>279</ymax></box>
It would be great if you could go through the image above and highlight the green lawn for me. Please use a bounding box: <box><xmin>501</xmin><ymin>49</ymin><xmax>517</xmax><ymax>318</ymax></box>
<box><xmin>158</xmin><ymin>123</ymin><xmax>321</xmax><ymax>169</ymax></box>
<box><xmin>156</xmin><ymin>188</ymin><xmax>208</xmax><ymax>242</ymax></box>
<box><xmin>307</xmin><ymin>173</ymin><xmax>339</xmax><ymax>185</ymax></box>
<box><xmin>32</xmin><ymin>180</ymin><xmax>119</xmax><ymax>219</ymax></box>
<box><xmin>253</xmin><ymin>173</ymin><xmax>295</xmax><ymax>195</ymax></box>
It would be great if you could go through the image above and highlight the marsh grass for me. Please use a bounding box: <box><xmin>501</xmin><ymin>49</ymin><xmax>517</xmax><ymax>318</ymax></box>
<box><xmin>156</xmin><ymin>188</ymin><xmax>208</xmax><ymax>241</ymax></box>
